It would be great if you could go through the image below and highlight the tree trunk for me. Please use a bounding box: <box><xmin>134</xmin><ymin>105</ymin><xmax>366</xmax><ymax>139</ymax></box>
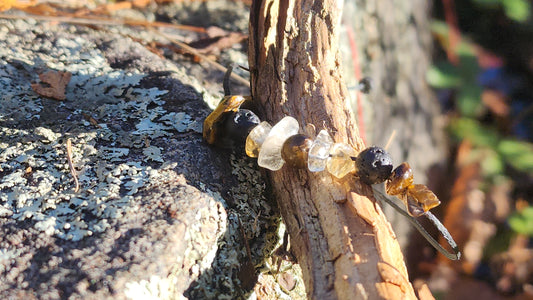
<box><xmin>248</xmin><ymin>0</ymin><xmax>418</xmax><ymax>299</ymax></box>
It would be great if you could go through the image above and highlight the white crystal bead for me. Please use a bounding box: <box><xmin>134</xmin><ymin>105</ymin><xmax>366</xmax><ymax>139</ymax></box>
<box><xmin>257</xmin><ymin>116</ymin><xmax>299</xmax><ymax>171</ymax></box>
<box><xmin>307</xmin><ymin>130</ymin><xmax>334</xmax><ymax>172</ymax></box>
<box><xmin>245</xmin><ymin>121</ymin><xmax>272</xmax><ymax>158</ymax></box>
<box><xmin>326</xmin><ymin>143</ymin><xmax>357</xmax><ymax>178</ymax></box>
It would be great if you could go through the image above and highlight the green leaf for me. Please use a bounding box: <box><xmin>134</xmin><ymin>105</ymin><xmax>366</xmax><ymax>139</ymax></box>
<box><xmin>502</xmin><ymin>0</ymin><xmax>530</xmax><ymax>22</ymax></box>
<box><xmin>480</xmin><ymin>150</ymin><xmax>505</xmax><ymax>177</ymax></box>
<box><xmin>456</xmin><ymin>85</ymin><xmax>483</xmax><ymax>117</ymax></box>
<box><xmin>430</xmin><ymin>20</ymin><xmax>450</xmax><ymax>36</ymax></box>
<box><xmin>497</xmin><ymin>139</ymin><xmax>533</xmax><ymax>174</ymax></box>
<box><xmin>449</xmin><ymin>118</ymin><xmax>500</xmax><ymax>148</ymax></box>
<box><xmin>509</xmin><ymin>207</ymin><xmax>533</xmax><ymax>236</ymax></box>
<box><xmin>427</xmin><ymin>62</ymin><xmax>461</xmax><ymax>88</ymax></box>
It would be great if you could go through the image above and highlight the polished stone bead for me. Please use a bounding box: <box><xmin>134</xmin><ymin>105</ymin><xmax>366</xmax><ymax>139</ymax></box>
<box><xmin>326</xmin><ymin>143</ymin><xmax>357</xmax><ymax>178</ymax></box>
<box><xmin>203</xmin><ymin>95</ymin><xmax>248</xmax><ymax>145</ymax></box>
<box><xmin>407</xmin><ymin>184</ymin><xmax>440</xmax><ymax>212</ymax></box>
<box><xmin>281</xmin><ymin>134</ymin><xmax>313</xmax><ymax>169</ymax></box>
<box><xmin>405</xmin><ymin>194</ymin><xmax>426</xmax><ymax>217</ymax></box>
<box><xmin>258</xmin><ymin>116</ymin><xmax>299</xmax><ymax>171</ymax></box>
<box><xmin>385</xmin><ymin>162</ymin><xmax>414</xmax><ymax>196</ymax></box>
<box><xmin>307</xmin><ymin>130</ymin><xmax>334</xmax><ymax>172</ymax></box>
<box><xmin>245</xmin><ymin>121</ymin><xmax>272</xmax><ymax>158</ymax></box>
<box><xmin>225</xmin><ymin>109</ymin><xmax>260</xmax><ymax>144</ymax></box>
<box><xmin>354</xmin><ymin>146</ymin><xmax>393</xmax><ymax>184</ymax></box>
<box><xmin>214</xmin><ymin>109</ymin><xmax>260</xmax><ymax>149</ymax></box>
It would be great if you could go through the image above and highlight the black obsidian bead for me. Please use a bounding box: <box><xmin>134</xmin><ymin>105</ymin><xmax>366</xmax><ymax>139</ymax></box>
<box><xmin>354</xmin><ymin>146</ymin><xmax>393</xmax><ymax>185</ymax></box>
<box><xmin>216</xmin><ymin>109</ymin><xmax>260</xmax><ymax>148</ymax></box>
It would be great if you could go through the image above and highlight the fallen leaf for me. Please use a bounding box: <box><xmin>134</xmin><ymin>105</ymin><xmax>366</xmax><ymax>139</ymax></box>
<box><xmin>278</xmin><ymin>271</ymin><xmax>296</xmax><ymax>292</ymax></box>
<box><xmin>1</xmin><ymin>0</ymin><xmax>36</xmax><ymax>12</ymax></box>
<box><xmin>482</xmin><ymin>89</ymin><xmax>509</xmax><ymax>117</ymax></box>
<box><xmin>31</xmin><ymin>70</ymin><xmax>71</xmax><ymax>100</ymax></box>
<box><xmin>189</xmin><ymin>31</ymin><xmax>247</xmax><ymax>55</ymax></box>
<box><xmin>93</xmin><ymin>1</ymin><xmax>132</xmax><ymax>14</ymax></box>
<box><xmin>132</xmin><ymin>0</ymin><xmax>151</xmax><ymax>8</ymax></box>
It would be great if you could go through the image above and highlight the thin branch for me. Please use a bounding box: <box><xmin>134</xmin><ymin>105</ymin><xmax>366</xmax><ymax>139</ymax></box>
<box><xmin>0</xmin><ymin>13</ymin><xmax>207</xmax><ymax>33</ymax></box>
<box><xmin>153</xmin><ymin>29</ymin><xmax>250</xmax><ymax>88</ymax></box>
<box><xmin>66</xmin><ymin>138</ymin><xmax>79</xmax><ymax>193</ymax></box>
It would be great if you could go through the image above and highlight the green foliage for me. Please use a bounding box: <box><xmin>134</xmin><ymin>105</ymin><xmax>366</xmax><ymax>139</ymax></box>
<box><xmin>508</xmin><ymin>207</ymin><xmax>533</xmax><ymax>235</ymax></box>
<box><xmin>457</xmin><ymin>85</ymin><xmax>483</xmax><ymax>117</ymax></box>
<box><xmin>473</xmin><ymin>0</ymin><xmax>531</xmax><ymax>22</ymax></box>
<box><xmin>431</xmin><ymin>19</ymin><xmax>533</xmax><ymax>238</ymax></box>
<box><xmin>448</xmin><ymin>118</ymin><xmax>498</xmax><ymax>148</ymax></box>
<box><xmin>449</xmin><ymin>118</ymin><xmax>533</xmax><ymax>176</ymax></box>
<box><xmin>427</xmin><ymin>23</ymin><xmax>483</xmax><ymax>117</ymax></box>
<box><xmin>427</xmin><ymin>63</ymin><xmax>461</xmax><ymax>88</ymax></box>
<box><xmin>497</xmin><ymin>139</ymin><xmax>533</xmax><ymax>173</ymax></box>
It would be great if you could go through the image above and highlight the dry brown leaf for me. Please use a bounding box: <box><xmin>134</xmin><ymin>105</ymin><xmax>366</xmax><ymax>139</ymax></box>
<box><xmin>94</xmin><ymin>1</ymin><xmax>132</xmax><ymax>14</ymax></box>
<box><xmin>132</xmin><ymin>0</ymin><xmax>151</xmax><ymax>8</ymax></box>
<box><xmin>482</xmin><ymin>89</ymin><xmax>510</xmax><ymax>117</ymax></box>
<box><xmin>188</xmin><ymin>31</ymin><xmax>247</xmax><ymax>55</ymax></box>
<box><xmin>1</xmin><ymin>0</ymin><xmax>36</xmax><ymax>12</ymax></box>
<box><xmin>31</xmin><ymin>70</ymin><xmax>71</xmax><ymax>100</ymax></box>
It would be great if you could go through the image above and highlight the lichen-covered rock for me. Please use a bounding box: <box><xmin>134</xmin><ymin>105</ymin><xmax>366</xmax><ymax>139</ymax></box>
<box><xmin>0</xmin><ymin>10</ymin><xmax>301</xmax><ymax>299</ymax></box>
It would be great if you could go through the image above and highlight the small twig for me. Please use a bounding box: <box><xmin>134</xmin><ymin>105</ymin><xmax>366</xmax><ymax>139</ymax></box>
<box><xmin>223</xmin><ymin>65</ymin><xmax>234</xmax><ymax>96</ymax></box>
<box><xmin>384</xmin><ymin>130</ymin><xmax>397</xmax><ymax>150</ymax></box>
<box><xmin>372</xmin><ymin>184</ymin><xmax>461</xmax><ymax>260</ymax></box>
<box><xmin>66</xmin><ymin>138</ymin><xmax>80</xmax><ymax>193</ymax></box>
<box><xmin>0</xmin><ymin>13</ymin><xmax>207</xmax><ymax>33</ymax></box>
<box><xmin>153</xmin><ymin>29</ymin><xmax>250</xmax><ymax>88</ymax></box>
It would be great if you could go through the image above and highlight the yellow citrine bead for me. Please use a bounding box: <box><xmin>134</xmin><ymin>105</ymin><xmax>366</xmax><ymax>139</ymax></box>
<box><xmin>245</xmin><ymin>121</ymin><xmax>272</xmax><ymax>158</ymax></box>
<box><xmin>326</xmin><ymin>143</ymin><xmax>357</xmax><ymax>178</ymax></box>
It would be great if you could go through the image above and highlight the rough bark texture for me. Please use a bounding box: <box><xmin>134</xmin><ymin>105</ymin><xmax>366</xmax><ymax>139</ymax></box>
<box><xmin>249</xmin><ymin>0</ymin><xmax>417</xmax><ymax>299</ymax></box>
<box><xmin>340</xmin><ymin>0</ymin><xmax>447</xmax><ymax>264</ymax></box>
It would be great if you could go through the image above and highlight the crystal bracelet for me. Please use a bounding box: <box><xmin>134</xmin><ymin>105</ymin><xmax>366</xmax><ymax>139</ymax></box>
<box><xmin>203</xmin><ymin>67</ymin><xmax>461</xmax><ymax>260</ymax></box>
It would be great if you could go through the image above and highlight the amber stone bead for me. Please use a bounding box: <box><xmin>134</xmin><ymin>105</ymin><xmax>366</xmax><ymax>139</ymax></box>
<box><xmin>355</xmin><ymin>147</ymin><xmax>393</xmax><ymax>185</ymax></box>
<box><xmin>326</xmin><ymin>143</ymin><xmax>357</xmax><ymax>178</ymax></box>
<box><xmin>203</xmin><ymin>95</ymin><xmax>248</xmax><ymax>145</ymax></box>
<box><xmin>405</xmin><ymin>194</ymin><xmax>426</xmax><ymax>217</ymax></box>
<box><xmin>407</xmin><ymin>184</ymin><xmax>440</xmax><ymax>212</ymax></box>
<box><xmin>245</xmin><ymin>121</ymin><xmax>272</xmax><ymax>158</ymax></box>
<box><xmin>385</xmin><ymin>162</ymin><xmax>414</xmax><ymax>196</ymax></box>
<box><xmin>281</xmin><ymin>134</ymin><xmax>313</xmax><ymax>169</ymax></box>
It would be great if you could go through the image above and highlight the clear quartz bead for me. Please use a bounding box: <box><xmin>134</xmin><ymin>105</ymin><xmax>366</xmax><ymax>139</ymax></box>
<box><xmin>307</xmin><ymin>130</ymin><xmax>334</xmax><ymax>172</ymax></box>
<box><xmin>257</xmin><ymin>116</ymin><xmax>299</xmax><ymax>171</ymax></box>
<box><xmin>245</xmin><ymin>121</ymin><xmax>272</xmax><ymax>158</ymax></box>
<box><xmin>326</xmin><ymin>143</ymin><xmax>357</xmax><ymax>178</ymax></box>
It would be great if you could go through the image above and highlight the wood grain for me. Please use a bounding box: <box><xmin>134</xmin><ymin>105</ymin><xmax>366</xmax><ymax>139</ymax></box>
<box><xmin>248</xmin><ymin>0</ymin><xmax>418</xmax><ymax>299</ymax></box>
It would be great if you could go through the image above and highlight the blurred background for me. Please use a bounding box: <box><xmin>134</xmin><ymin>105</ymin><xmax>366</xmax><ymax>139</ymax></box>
<box><xmin>1</xmin><ymin>0</ymin><xmax>532</xmax><ymax>299</ymax></box>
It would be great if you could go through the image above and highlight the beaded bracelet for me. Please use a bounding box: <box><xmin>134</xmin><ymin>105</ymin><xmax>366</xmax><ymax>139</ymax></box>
<box><xmin>203</xmin><ymin>68</ymin><xmax>461</xmax><ymax>260</ymax></box>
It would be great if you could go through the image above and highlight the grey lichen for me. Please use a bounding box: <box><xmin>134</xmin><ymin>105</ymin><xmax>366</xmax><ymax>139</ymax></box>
<box><xmin>0</xmin><ymin>4</ymin><xmax>304</xmax><ymax>298</ymax></box>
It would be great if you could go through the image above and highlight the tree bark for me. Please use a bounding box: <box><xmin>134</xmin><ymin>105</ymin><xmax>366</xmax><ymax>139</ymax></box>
<box><xmin>249</xmin><ymin>0</ymin><xmax>418</xmax><ymax>299</ymax></box>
